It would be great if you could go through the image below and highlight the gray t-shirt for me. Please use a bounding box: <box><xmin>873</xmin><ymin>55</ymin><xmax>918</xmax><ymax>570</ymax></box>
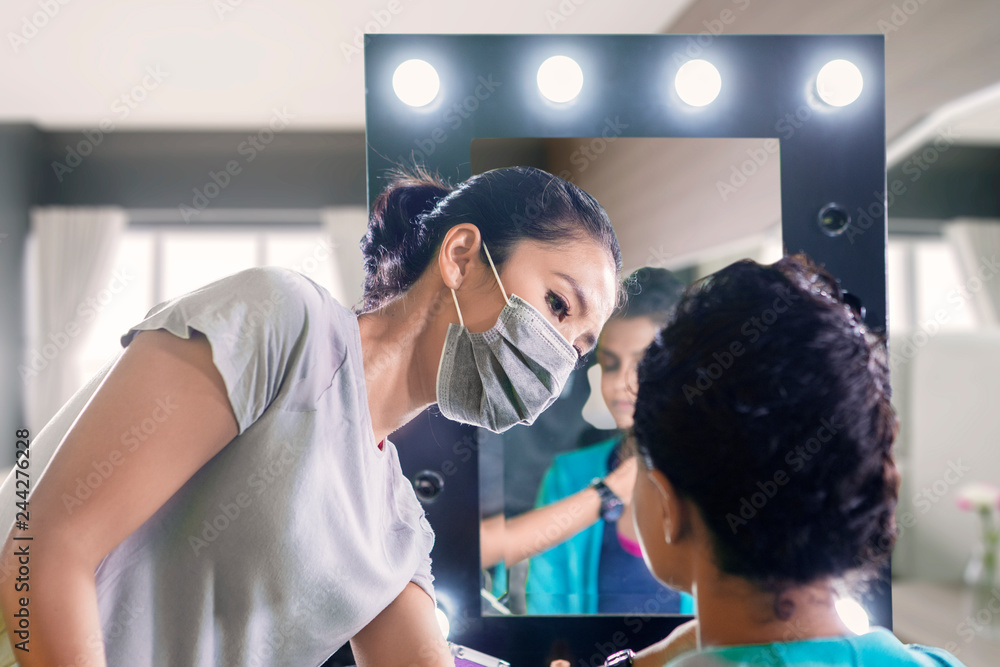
<box><xmin>2</xmin><ymin>267</ymin><xmax>435</xmax><ymax>666</ymax></box>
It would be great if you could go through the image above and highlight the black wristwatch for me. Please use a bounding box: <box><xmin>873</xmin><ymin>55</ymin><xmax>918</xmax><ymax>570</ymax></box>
<box><xmin>591</xmin><ymin>477</ymin><xmax>625</xmax><ymax>522</ymax></box>
<box><xmin>605</xmin><ymin>649</ymin><xmax>635</xmax><ymax>666</ymax></box>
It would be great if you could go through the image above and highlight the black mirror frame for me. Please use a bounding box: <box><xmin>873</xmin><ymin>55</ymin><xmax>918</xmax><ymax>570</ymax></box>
<box><xmin>364</xmin><ymin>33</ymin><xmax>888</xmax><ymax>665</ymax></box>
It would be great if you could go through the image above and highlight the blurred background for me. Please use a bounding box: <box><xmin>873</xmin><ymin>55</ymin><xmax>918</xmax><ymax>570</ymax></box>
<box><xmin>1</xmin><ymin>0</ymin><xmax>999</xmax><ymax>664</ymax></box>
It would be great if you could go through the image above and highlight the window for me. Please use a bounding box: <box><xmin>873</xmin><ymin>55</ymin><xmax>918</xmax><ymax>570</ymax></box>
<box><xmin>887</xmin><ymin>236</ymin><xmax>978</xmax><ymax>336</ymax></box>
<box><xmin>76</xmin><ymin>226</ymin><xmax>341</xmax><ymax>382</ymax></box>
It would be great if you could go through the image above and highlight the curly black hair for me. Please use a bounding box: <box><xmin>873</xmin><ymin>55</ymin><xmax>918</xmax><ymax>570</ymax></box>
<box><xmin>633</xmin><ymin>254</ymin><xmax>899</xmax><ymax>592</ymax></box>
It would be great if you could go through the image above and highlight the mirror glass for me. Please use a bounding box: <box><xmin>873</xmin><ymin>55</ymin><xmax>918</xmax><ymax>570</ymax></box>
<box><xmin>473</xmin><ymin>136</ymin><xmax>783</xmax><ymax>616</ymax></box>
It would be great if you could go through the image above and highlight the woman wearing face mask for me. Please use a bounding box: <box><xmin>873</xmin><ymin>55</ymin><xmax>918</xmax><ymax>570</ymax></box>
<box><xmin>0</xmin><ymin>166</ymin><xmax>621</xmax><ymax>667</ymax></box>
<box><xmin>522</xmin><ymin>268</ymin><xmax>694</xmax><ymax>615</ymax></box>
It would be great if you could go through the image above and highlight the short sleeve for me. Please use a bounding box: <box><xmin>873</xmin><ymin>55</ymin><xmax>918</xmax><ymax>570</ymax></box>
<box><xmin>120</xmin><ymin>267</ymin><xmax>315</xmax><ymax>434</ymax></box>
<box><xmin>409</xmin><ymin>551</ymin><xmax>436</xmax><ymax>606</ymax></box>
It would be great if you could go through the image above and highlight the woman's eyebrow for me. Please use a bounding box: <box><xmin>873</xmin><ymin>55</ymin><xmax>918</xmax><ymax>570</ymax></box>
<box><xmin>554</xmin><ymin>271</ymin><xmax>590</xmax><ymax>316</ymax></box>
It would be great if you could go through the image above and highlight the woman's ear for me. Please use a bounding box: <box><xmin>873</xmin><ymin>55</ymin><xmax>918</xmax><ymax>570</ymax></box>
<box><xmin>437</xmin><ymin>223</ymin><xmax>481</xmax><ymax>291</ymax></box>
<box><xmin>648</xmin><ymin>468</ymin><xmax>687</xmax><ymax>545</ymax></box>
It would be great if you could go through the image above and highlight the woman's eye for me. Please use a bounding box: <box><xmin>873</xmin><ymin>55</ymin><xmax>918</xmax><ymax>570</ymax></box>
<box><xmin>546</xmin><ymin>291</ymin><xmax>570</xmax><ymax>319</ymax></box>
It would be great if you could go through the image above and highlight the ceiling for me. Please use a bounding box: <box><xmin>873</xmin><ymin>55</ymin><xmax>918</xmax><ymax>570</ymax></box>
<box><xmin>0</xmin><ymin>0</ymin><xmax>694</xmax><ymax>129</ymax></box>
<box><xmin>2</xmin><ymin>0</ymin><xmax>997</xmax><ymax>145</ymax></box>
<box><xmin>3</xmin><ymin>0</ymin><xmax>997</xmax><ymax>265</ymax></box>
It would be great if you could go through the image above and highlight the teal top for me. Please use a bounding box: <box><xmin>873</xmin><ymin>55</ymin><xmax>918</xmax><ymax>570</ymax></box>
<box><xmin>525</xmin><ymin>437</ymin><xmax>694</xmax><ymax>615</ymax></box>
<box><xmin>665</xmin><ymin>628</ymin><xmax>967</xmax><ymax>666</ymax></box>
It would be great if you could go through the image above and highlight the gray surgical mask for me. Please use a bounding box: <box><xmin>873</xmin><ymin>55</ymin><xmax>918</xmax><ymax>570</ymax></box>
<box><xmin>435</xmin><ymin>243</ymin><xmax>579</xmax><ymax>433</ymax></box>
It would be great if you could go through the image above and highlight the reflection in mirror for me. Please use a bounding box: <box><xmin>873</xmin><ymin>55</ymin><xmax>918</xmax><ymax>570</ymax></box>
<box><xmin>474</xmin><ymin>137</ymin><xmax>782</xmax><ymax>616</ymax></box>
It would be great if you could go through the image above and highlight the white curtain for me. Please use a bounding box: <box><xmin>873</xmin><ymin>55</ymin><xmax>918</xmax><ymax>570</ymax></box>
<box><xmin>944</xmin><ymin>218</ymin><xmax>1000</xmax><ymax>327</ymax></box>
<box><xmin>321</xmin><ymin>206</ymin><xmax>369</xmax><ymax>309</ymax></box>
<box><xmin>24</xmin><ymin>207</ymin><xmax>126</xmax><ymax>432</ymax></box>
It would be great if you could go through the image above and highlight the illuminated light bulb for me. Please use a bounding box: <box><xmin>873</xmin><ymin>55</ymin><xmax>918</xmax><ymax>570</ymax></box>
<box><xmin>816</xmin><ymin>59</ymin><xmax>863</xmax><ymax>107</ymax></box>
<box><xmin>674</xmin><ymin>59</ymin><xmax>722</xmax><ymax>107</ymax></box>
<box><xmin>835</xmin><ymin>597</ymin><xmax>871</xmax><ymax>635</ymax></box>
<box><xmin>435</xmin><ymin>606</ymin><xmax>451</xmax><ymax>639</ymax></box>
<box><xmin>393</xmin><ymin>59</ymin><xmax>440</xmax><ymax>107</ymax></box>
<box><xmin>537</xmin><ymin>55</ymin><xmax>584</xmax><ymax>103</ymax></box>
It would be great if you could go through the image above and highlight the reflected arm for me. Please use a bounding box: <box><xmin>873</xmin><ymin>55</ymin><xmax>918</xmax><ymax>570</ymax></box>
<box><xmin>479</xmin><ymin>457</ymin><xmax>637</xmax><ymax>568</ymax></box>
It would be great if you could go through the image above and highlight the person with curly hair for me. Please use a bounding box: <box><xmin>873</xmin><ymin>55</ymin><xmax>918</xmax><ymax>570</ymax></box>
<box><xmin>609</xmin><ymin>255</ymin><xmax>965</xmax><ymax>666</ymax></box>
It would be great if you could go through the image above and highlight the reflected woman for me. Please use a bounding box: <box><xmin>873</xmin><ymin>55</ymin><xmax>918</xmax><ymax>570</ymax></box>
<box><xmin>0</xmin><ymin>166</ymin><xmax>621</xmax><ymax>667</ymax></box>
<box><xmin>524</xmin><ymin>268</ymin><xmax>694</xmax><ymax>615</ymax></box>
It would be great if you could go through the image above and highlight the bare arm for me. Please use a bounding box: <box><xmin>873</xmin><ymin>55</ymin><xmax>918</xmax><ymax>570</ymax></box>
<box><xmin>634</xmin><ymin>619</ymin><xmax>699</xmax><ymax>667</ymax></box>
<box><xmin>480</xmin><ymin>457</ymin><xmax>638</xmax><ymax>568</ymax></box>
<box><xmin>350</xmin><ymin>582</ymin><xmax>451</xmax><ymax>667</ymax></box>
<box><xmin>0</xmin><ymin>330</ymin><xmax>238</xmax><ymax>666</ymax></box>
<box><xmin>547</xmin><ymin>620</ymin><xmax>697</xmax><ymax>667</ymax></box>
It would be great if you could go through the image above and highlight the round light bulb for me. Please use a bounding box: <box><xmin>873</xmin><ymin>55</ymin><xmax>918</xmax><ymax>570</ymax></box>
<box><xmin>674</xmin><ymin>59</ymin><xmax>722</xmax><ymax>107</ymax></box>
<box><xmin>537</xmin><ymin>55</ymin><xmax>584</xmax><ymax>103</ymax></box>
<box><xmin>816</xmin><ymin>59</ymin><xmax>863</xmax><ymax>107</ymax></box>
<box><xmin>392</xmin><ymin>59</ymin><xmax>440</xmax><ymax>107</ymax></box>
<box><xmin>435</xmin><ymin>606</ymin><xmax>450</xmax><ymax>639</ymax></box>
<box><xmin>835</xmin><ymin>598</ymin><xmax>870</xmax><ymax>635</ymax></box>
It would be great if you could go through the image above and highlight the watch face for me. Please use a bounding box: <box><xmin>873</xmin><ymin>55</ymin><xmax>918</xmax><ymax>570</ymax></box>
<box><xmin>603</xmin><ymin>497</ymin><xmax>625</xmax><ymax>522</ymax></box>
<box><xmin>606</xmin><ymin>649</ymin><xmax>634</xmax><ymax>666</ymax></box>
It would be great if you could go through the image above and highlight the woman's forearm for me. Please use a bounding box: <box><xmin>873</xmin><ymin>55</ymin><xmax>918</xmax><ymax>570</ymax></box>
<box><xmin>0</xmin><ymin>546</ymin><xmax>106</xmax><ymax>667</ymax></box>
<box><xmin>503</xmin><ymin>487</ymin><xmax>602</xmax><ymax>565</ymax></box>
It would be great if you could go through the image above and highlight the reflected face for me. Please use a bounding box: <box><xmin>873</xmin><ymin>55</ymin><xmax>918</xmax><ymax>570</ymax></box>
<box><xmin>596</xmin><ymin>316</ymin><xmax>659</xmax><ymax>430</ymax></box>
<box><xmin>497</xmin><ymin>238</ymin><xmax>618</xmax><ymax>360</ymax></box>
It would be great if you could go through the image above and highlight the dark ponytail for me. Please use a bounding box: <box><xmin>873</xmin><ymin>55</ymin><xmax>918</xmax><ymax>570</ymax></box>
<box><xmin>360</xmin><ymin>165</ymin><xmax>622</xmax><ymax>312</ymax></box>
<box><xmin>361</xmin><ymin>166</ymin><xmax>455</xmax><ymax>312</ymax></box>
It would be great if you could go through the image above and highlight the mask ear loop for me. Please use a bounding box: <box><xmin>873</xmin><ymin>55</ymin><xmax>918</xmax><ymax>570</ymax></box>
<box><xmin>482</xmin><ymin>242</ymin><xmax>511</xmax><ymax>307</ymax></box>
<box><xmin>450</xmin><ymin>289</ymin><xmax>465</xmax><ymax>328</ymax></box>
